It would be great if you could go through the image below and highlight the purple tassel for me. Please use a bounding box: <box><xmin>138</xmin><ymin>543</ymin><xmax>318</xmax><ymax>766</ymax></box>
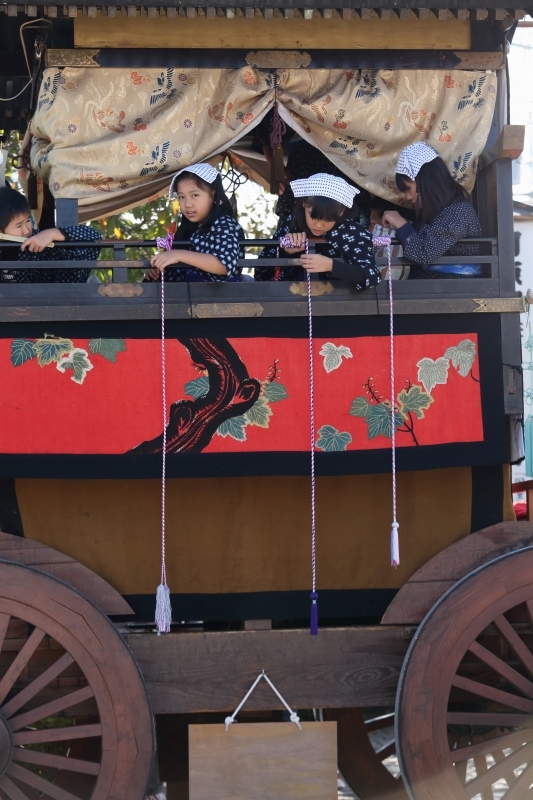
<box><xmin>310</xmin><ymin>591</ymin><xmax>319</xmax><ymax>636</ymax></box>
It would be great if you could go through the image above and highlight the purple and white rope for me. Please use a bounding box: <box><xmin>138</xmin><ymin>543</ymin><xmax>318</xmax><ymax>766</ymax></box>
<box><xmin>154</xmin><ymin>236</ymin><xmax>173</xmax><ymax>633</ymax></box>
<box><xmin>279</xmin><ymin>236</ymin><xmax>319</xmax><ymax>633</ymax></box>
<box><xmin>373</xmin><ymin>235</ymin><xmax>400</xmax><ymax>567</ymax></box>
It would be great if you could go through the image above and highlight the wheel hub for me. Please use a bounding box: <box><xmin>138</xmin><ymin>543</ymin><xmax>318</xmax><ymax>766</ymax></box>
<box><xmin>0</xmin><ymin>713</ymin><xmax>13</xmax><ymax>777</ymax></box>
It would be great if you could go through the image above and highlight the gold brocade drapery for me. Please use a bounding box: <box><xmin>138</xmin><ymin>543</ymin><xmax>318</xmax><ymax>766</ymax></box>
<box><xmin>30</xmin><ymin>67</ymin><xmax>497</xmax><ymax>220</ymax></box>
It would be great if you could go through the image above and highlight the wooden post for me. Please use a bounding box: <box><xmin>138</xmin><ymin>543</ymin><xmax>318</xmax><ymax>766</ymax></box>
<box><xmin>55</xmin><ymin>198</ymin><xmax>78</xmax><ymax>227</ymax></box>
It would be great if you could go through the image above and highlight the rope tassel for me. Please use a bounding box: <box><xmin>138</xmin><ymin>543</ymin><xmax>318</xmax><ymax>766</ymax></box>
<box><xmin>155</xmin><ymin>583</ymin><xmax>172</xmax><ymax>633</ymax></box>
<box><xmin>155</xmin><ymin>225</ymin><xmax>175</xmax><ymax>634</ymax></box>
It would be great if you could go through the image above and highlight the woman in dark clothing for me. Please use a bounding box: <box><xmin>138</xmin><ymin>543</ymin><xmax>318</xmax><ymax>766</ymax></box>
<box><xmin>382</xmin><ymin>142</ymin><xmax>482</xmax><ymax>279</ymax></box>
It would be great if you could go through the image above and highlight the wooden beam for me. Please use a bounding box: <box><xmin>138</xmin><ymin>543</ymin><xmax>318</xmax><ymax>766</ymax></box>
<box><xmin>479</xmin><ymin>124</ymin><xmax>525</xmax><ymax>170</ymax></box>
<box><xmin>47</xmin><ymin>47</ymin><xmax>504</xmax><ymax>70</ymax></box>
<box><xmin>126</xmin><ymin>627</ymin><xmax>410</xmax><ymax>713</ymax></box>
<box><xmin>74</xmin><ymin>13</ymin><xmax>471</xmax><ymax>49</ymax></box>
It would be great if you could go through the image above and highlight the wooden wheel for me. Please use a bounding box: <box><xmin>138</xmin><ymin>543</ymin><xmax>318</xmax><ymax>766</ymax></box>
<box><xmin>325</xmin><ymin>708</ymin><xmax>408</xmax><ymax>800</ymax></box>
<box><xmin>396</xmin><ymin>547</ymin><xmax>533</xmax><ymax>800</ymax></box>
<box><xmin>0</xmin><ymin>561</ymin><xmax>153</xmax><ymax>800</ymax></box>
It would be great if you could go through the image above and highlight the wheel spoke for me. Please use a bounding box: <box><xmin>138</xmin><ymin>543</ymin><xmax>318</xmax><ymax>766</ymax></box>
<box><xmin>376</xmin><ymin>740</ymin><xmax>396</xmax><ymax>760</ymax></box>
<box><xmin>9</xmin><ymin>685</ymin><xmax>94</xmax><ymax>732</ymax></box>
<box><xmin>501</xmin><ymin>760</ymin><xmax>533</xmax><ymax>800</ymax></box>
<box><xmin>464</xmin><ymin>742</ymin><xmax>533</xmax><ymax>797</ymax></box>
<box><xmin>0</xmin><ymin>629</ymin><xmax>45</xmax><ymax>707</ymax></box>
<box><xmin>492</xmin><ymin>750</ymin><xmax>521</xmax><ymax>793</ymax></box>
<box><xmin>7</xmin><ymin>762</ymin><xmax>84</xmax><ymax>800</ymax></box>
<box><xmin>0</xmin><ymin>615</ymin><xmax>11</xmax><ymax>653</ymax></box>
<box><xmin>494</xmin><ymin>615</ymin><xmax>533</xmax><ymax>680</ymax></box>
<box><xmin>453</xmin><ymin>729</ymin><xmax>533</xmax><ymax>762</ymax></box>
<box><xmin>12</xmin><ymin>747</ymin><xmax>100</xmax><ymax>775</ymax></box>
<box><xmin>1</xmin><ymin>652</ymin><xmax>74</xmax><ymax>720</ymax></box>
<box><xmin>0</xmin><ymin>774</ymin><xmax>34</xmax><ymax>800</ymax></box>
<box><xmin>13</xmin><ymin>724</ymin><xmax>102</xmax><ymax>746</ymax></box>
<box><xmin>447</xmin><ymin>712</ymin><xmax>533</xmax><ymax>726</ymax></box>
<box><xmin>452</xmin><ymin>675</ymin><xmax>533</xmax><ymax>713</ymax></box>
<box><xmin>469</xmin><ymin>640</ymin><xmax>533</xmax><ymax>700</ymax></box>
<box><xmin>365</xmin><ymin>713</ymin><xmax>395</xmax><ymax>732</ymax></box>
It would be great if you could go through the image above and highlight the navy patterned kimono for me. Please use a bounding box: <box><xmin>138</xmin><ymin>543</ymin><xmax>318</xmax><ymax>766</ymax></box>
<box><xmin>0</xmin><ymin>225</ymin><xmax>102</xmax><ymax>283</ymax></box>
<box><xmin>255</xmin><ymin>217</ymin><xmax>381</xmax><ymax>290</ymax></box>
<box><xmin>148</xmin><ymin>217</ymin><xmax>244</xmax><ymax>282</ymax></box>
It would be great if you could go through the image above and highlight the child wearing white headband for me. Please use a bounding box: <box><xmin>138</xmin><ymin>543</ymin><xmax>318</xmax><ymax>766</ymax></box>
<box><xmin>259</xmin><ymin>172</ymin><xmax>380</xmax><ymax>289</ymax></box>
<box><xmin>145</xmin><ymin>163</ymin><xmax>244</xmax><ymax>283</ymax></box>
<box><xmin>382</xmin><ymin>143</ymin><xmax>482</xmax><ymax>279</ymax></box>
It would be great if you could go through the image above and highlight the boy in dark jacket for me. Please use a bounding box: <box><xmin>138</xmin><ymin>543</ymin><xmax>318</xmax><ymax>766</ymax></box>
<box><xmin>0</xmin><ymin>186</ymin><xmax>101</xmax><ymax>283</ymax></box>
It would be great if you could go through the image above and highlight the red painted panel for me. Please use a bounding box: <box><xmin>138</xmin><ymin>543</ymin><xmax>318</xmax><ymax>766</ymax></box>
<box><xmin>0</xmin><ymin>333</ymin><xmax>483</xmax><ymax>455</ymax></box>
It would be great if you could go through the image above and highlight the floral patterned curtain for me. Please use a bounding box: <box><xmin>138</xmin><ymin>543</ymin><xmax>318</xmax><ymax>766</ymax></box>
<box><xmin>30</xmin><ymin>66</ymin><xmax>496</xmax><ymax>219</ymax></box>
<box><xmin>277</xmin><ymin>68</ymin><xmax>496</xmax><ymax>203</ymax></box>
<box><xmin>30</xmin><ymin>67</ymin><xmax>274</xmax><ymax>220</ymax></box>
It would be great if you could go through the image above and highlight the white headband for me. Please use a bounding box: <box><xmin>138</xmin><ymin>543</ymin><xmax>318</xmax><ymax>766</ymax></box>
<box><xmin>396</xmin><ymin>143</ymin><xmax>439</xmax><ymax>181</ymax></box>
<box><xmin>169</xmin><ymin>163</ymin><xmax>219</xmax><ymax>198</ymax></box>
<box><xmin>290</xmin><ymin>173</ymin><xmax>359</xmax><ymax>208</ymax></box>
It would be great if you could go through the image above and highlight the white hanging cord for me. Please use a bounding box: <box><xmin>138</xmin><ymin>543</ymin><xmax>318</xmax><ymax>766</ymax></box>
<box><xmin>154</xmin><ymin>228</ymin><xmax>176</xmax><ymax>633</ymax></box>
<box><xmin>280</xmin><ymin>235</ymin><xmax>318</xmax><ymax>633</ymax></box>
<box><xmin>373</xmin><ymin>234</ymin><xmax>399</xmax><ymax>567</ymax></box>
<box><xmin>225</xmin><ymin>670</ymin><xmax>302</xmax><ymax>731</ymax></box>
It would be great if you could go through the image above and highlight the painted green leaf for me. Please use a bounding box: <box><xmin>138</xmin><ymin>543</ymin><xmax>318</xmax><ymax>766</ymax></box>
<box><xmin>397</xmin><ymin>385</ymin><xmax>434</xmax><ymax>420</ymax></box>
<box><xmin>11</xmin><ymin>339</ymin><xmax>36</xmax><ymax>367</ymax></box>
<box><xmin>366</xmin><ymin>404</ymin><xmax>403</xmax><ymax>440</ymax></box>
<box><xmin>263</xmin><ymin>382</ymin><xmax>288</xmax><ymax>403</ymax></box>
<box><xmin>245</xmin><ymin>396</ymin><xmax>273</xmax><ymax>429</ymax></box>
<box><xmin>316</xmin><ymin>425</ymin><xmax>352</xmax><ymax>452</ymax></box>
<box><xmin>216</xmin><ymin>415</ymin><xmax>247</xmax><ymax>442</ymax></box>
<box><xmin>34</xmin><ymin>337</ymin><xmax>74</xmax><ymax>367</ymax></box>
<box><xmin>443</xmin><ymin>338</ymin><xmax>476</xmax><ymax>378</ymax></box>
<box><xmin>184</xmin><ymin>376</ymin><xmax>209</xmax><ymax>399</ymax></box>
<box><xmin>349</xmin><ymin>396</ymin><xmax>370</xmax><ymax>418</ymax></box>
<box><xmin>88</xmin><ymin>338</ymin><xmax>127</xmax><ymax>363</ymax></box>
<box><xmin>416</xmin><ymin>356</ymin><xmax>450</xmax><ymax>395</ymax></box>
<box><xmin>319</xmin><ymin>342</ymin><xmax>353</xmax><ymax>373</ymax></box>
<box><xmin>56</xmin><ymin>348</ymin><xmax>94</xmax><ymax>385</ymax></box>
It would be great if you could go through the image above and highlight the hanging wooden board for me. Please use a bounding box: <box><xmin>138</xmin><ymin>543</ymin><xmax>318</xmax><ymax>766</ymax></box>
<box><xmin>189</xmin><ymin>721</ymin><xmax>338</xmax><ymax>799</ymax></box>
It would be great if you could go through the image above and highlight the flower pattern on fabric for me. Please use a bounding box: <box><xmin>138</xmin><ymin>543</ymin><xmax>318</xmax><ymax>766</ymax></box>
<box><xmin>154</xmin><ymin>216</ymin><xmax>244</xmax><ymax>283</ymax></box>
<box><xmin>30</xmin><ymin>68</ymin><xmax>496</xmax><ymax>216</ymax></box>
<box><xmin>0</xmin><ymin>225</ymin><xmax>101</xmax><ymax>283</ymax></box>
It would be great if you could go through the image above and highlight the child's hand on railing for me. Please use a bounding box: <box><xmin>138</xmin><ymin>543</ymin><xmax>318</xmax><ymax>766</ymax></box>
<box><xmin>301</xmin><ymin>254</ymin><xmax>334</xmax><ymax>273</ymax></box>
<box><xmin>20</xmin><ymin>228</ymin><xmax>62</xmax><ymax>252</ymax></box>
<box><xmin>281</xmin><ymin>232</ymin><xmax>307</xmax><ymax>252</ymax></box>
<box><xmin>146</xmin><ymin>249</ymin><xmax>182</xmax><ymax>279</ymax></box>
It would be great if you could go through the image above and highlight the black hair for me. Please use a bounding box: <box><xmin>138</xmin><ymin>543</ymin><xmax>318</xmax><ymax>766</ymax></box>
<box><xmin>290</xmin><ymin>195</ymin><xmax>358</xmax><ymax>235</ymax></box>
<box><xmin>396</xmin><ymin>155</ymin><xmax>468</xmax><ymax>228</ymax></box>
<box><xmin>0</xmin><ymin>186</ymin><xmax>31</xmax><ymax>233</ymax></box>
<box><xmin>173</xmin><ymin>171</ymin><xmax>235</xmax><ymax>240</ymax></box>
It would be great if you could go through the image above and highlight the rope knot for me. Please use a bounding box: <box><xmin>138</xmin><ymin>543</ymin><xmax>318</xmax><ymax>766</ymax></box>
<box><xmin>372</xmin><ymin>235</ymin><xmax>392</xmax><ymax>247</ymax></box>
<box><xmin>224</xmin><ymin>716</ymin><xmax>234</xmax><ymax>731</ymax></box>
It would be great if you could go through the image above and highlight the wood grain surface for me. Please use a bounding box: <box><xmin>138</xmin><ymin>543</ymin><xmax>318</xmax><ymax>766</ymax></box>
<box><xmin>189</xmin><ymin>722</ymin><xmax>337</xmax><ymax>800</ymax></box>
<box><xmin>0</xmin><ymin>532</ymin><xmax>132</xmax><ymax>615</ymax></box>
<box><xmin>382</xmin><ymin>521</ymin><xmax>533</xmax><ymax>624</ymax></box>
<box><xmin>127</xmin><ymin>626</ymin><xmax>410</xmax><ymax>713</ymax></box>
<box><xmin>75</xmin><ymin>13</ymin><xmax>470</xmax><ymax>50</ymax></box>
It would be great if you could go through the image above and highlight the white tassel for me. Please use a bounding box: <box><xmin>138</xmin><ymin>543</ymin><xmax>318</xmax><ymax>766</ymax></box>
<box><xmin>391</xmin><ymin>521</ymin><xmax>400</xmax><ymax>568</ymax></box>
<box><xmin>155</xmin><ymin>583</ymin><xmax>172</xmax><ymax>634</ymax></box>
